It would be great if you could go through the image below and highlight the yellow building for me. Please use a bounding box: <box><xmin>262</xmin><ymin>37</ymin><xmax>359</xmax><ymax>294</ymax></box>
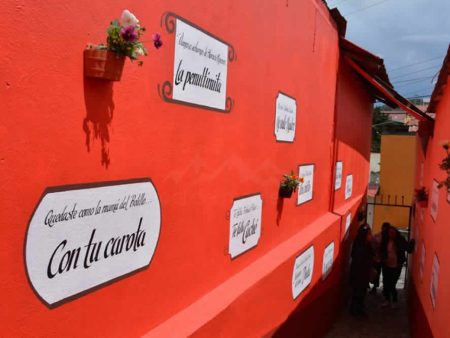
<box><xmin>373</xmin><ymin>133</ymin><xmax>416</xmax><ymax>233</ymax></box>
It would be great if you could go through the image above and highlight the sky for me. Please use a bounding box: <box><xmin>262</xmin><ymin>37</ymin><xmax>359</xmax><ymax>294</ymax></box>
<box><xmin>326</xmin><ymin>0</ymin><xmax>450</xmax><ymax>100</ymax></box>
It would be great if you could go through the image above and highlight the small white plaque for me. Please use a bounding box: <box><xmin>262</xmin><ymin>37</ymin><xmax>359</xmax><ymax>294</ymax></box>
<box><xmin>430</xmin><ymin>253</ymin><xmax>439</xmax><ymax>309</ymax></box>
<box><xmin>345</xmin><ymin>174</ymin><xmax>353</xmax><ymax>200</ymax></box>
<box><xmin>292</xmin><ymin>246</ymin><xmax>314</xmax><ymax>299</ymax></box>
<box><xmin>274</xmin><ymin>92</ymin><xmax>297</xmax><ymax>142</ymax></box>
<box><xmin>322</xmin><ymin>242</ymin><xmax>335</xmax><ymax>280</ymax></box>
<box><xmin>229</xmin><ymin>194</ymin><xmax>262</xmax><ymax>258</ymax></box>
<box><xmin>297</xmin><ymin>164</ymin><xmax>314</xmax><ymax>205</ymax></box>
<box><xmin>335</xmin><ymin>161</ymin><xmax>343</xmax><ymax>190</ymax></box>
<box><xmin>430</xmin><ymin>180</ymin><xmax>439</xmax><ymax>221</ymax></box>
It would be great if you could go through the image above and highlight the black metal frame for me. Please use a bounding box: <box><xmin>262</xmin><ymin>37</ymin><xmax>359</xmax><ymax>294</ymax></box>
<box><xmin>367</xmin><ymin>194</ymin><xmax>413</xmax><ymax>289</ymax></box>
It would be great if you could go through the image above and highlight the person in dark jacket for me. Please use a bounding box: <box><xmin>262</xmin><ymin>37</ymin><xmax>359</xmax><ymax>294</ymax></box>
<box><xmin>380</xmin><ymin>225</ymin><xmax>415</xmax><ymax>308</ymax></box>
<box><xmin>349</xmin><ymin>224</ymin><xmax>373</xmax><ymax>316</ymax></box>
<box><xmin>370</xmin><ymin>222</ymin><xmax>390</xmax><ymax>294</ymax></box>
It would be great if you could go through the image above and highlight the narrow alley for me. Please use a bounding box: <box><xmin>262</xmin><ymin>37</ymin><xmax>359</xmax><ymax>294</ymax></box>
<box><xmin>327</xmin><ymin>273</ymin><xmax>410</xmax><ymax>338</ymax></box>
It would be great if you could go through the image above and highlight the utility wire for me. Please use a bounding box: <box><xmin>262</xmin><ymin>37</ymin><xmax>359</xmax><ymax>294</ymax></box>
<box><xmin>345</xmin><ymin>0</ymin><xmax>391</xmax><ymax>16</ymax></box>
<box><xmin>404</xmin><ymin>94</ymin><xmax>431</xmax><ymax>99</ymax></box>
<box><xmin>390</xmin><ymin>64</ymin><xmax>441</xmax><ymax>80</ymax></box>
<box><xmin>393</xmin><ymin>76</ymin><xmax>434</xmax><ymax>84</ymax></box>
<box><xmin>395</xmin><ymin>81</ymin><xmax>434</xmax><ymax>91</ymax></box>
<box><xmin>389</xmin><ymin>55</ymin><xmax>444</xmax><ymax>72</ymax></box>
<box><xmin>327</xmin><ymin>0</ymin><xmax>351</xmax><ymax>8</ymax></box>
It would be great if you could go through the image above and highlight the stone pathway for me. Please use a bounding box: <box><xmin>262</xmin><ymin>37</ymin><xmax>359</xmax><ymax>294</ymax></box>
<box><xmin>325</xmin><ymin>287</ymin><xmax>410</xmax><ymax>338</ymax></box>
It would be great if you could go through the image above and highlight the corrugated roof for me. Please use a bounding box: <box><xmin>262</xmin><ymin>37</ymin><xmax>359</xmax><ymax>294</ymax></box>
<box><xmin>428</xmin><ymin>45</ymin><xmax>450</xmax><ymax>114</ymax></box>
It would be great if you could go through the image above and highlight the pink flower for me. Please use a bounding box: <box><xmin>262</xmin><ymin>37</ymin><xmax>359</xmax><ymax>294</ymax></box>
<box><xmin>121</xmin><ymin>26</ymin><xmax>138</xmax><ymax>42</ymax></box>
<box><xmin>152</xmin><ymin>33</ymin><xmax>163</xmax><ymax>49</ymax></box>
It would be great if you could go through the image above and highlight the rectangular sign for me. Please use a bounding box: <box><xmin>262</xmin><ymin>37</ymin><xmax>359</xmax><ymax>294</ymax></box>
<box><xmin>430</xmin><ymin>179</ymin><xmax>439</xmax><ymax>221</ymax></box>
<box><xmin>335</xmin><ymin>161</ymin><xmax>343</xmax><ymax>190</ymax></box>
<box><xmin>229</xmin><ymin>194</ymin><xmax>262</xmax><ymax>258</ymax></box>
<box><xmin>274</xmin><ymin>92</ymin><xmax>297</xmax><ymax>142</ymax></box>
<box><xmin>292</xmin><ymin>246</ymin><xmax>314</xmax><ymax>299</ymax></box>
<box><xmin>297</xmin><ymin>164</ymin><xmax>314</xmax><ymax>205</ymax></box>
<box><xmin>322</xmin><ymin>242</ymin><xmax>335</xmax><ymax>280</ymax></box>
<box><xmin>345</xmin><ymin>174</ymin><xmax>353</xmax><ymax>200</ymax></box>
<box><xmin>344</xmin><ymin>212</ymin><xmax>351</xmax><ymax>239</ymax></box>
<box><xmin>172</xmin><ymin>19</ymin><xmax>228</xmax><ymax>110</ymax></box>
<box><xmin>430</xmin><ymin>253</ymin><xmax>439</xmax><ymax>309</ymax></box>
<box><xmin>25</xmin><ymin>179</ymin><xmax>161</xmax><ymax>307</ymax></box>
<box><xmin>419</xmin><ymin>242</ymin><xmax>425</xmax><ymax>282</ymax></box>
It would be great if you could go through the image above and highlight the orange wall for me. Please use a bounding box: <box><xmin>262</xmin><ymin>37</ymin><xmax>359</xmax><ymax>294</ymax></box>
<box><xmin>374</xmin><ymin>134</ymin><xmax>416</xmax><ymax>232</ymax></box>
<box><xmin>0</xmin><ymin>0</ymin><xmax>373</xmax><ymax>336</ymax></box>
<box><xmin>410</xmin><ymin>74</ymin><xmax>450</xmax><ymax>338</ymax></box>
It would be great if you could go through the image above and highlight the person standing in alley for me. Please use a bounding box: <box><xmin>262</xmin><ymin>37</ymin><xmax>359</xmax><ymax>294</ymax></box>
<box><xmin>380</xmin><ymin>225</ymin><xmax>415</xmax><ymax>308</ymax></box>
<box><xmin>349</xmin><ymin>224</ymin><xmax>373</xmax><ymax>317</ymax></box>
<box><xmin>370</xmin><ymin>222</ymin><xmax>390</xmax><ymax>294</ymax></box>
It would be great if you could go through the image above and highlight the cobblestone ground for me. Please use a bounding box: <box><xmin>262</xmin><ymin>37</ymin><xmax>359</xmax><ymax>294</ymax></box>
<box><xmin>325</xmin><ymin>281</ymin><xmax>410</xmax><ymax>338</ymax></box>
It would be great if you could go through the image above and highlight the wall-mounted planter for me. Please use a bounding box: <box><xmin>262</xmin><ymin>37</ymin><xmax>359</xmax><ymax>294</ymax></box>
<box><xmin>279</xmin><ymin>186</ymin><xmax>294</xmax><ymax>198</ymax></box>
<box><xmin>417</xmin><ymin>199</ymin><xmax>428</xmax><ymax>208</ymax></box>
<box><xmin>84</xmin><ymin>49</ymin><xmax>125</xmax><ymax>81</ymax></box>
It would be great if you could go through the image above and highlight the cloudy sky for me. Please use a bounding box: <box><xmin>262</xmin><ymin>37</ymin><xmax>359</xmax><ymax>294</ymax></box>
<box><xmin>327</xmin><ymin>0</ymin><xmax>450</xmax><ymax>99</ymax></box>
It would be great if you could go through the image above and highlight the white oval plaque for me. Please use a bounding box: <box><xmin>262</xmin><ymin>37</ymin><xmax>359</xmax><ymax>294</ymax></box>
<box><xmin>25</xmin><ymin>179</ymin><xmax>161</xmax><ymax>307</ymax></box>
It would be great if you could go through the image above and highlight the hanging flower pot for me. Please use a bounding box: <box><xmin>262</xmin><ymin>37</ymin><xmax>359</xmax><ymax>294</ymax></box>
<box><xmin>83</xmin><ymin>9</ymin><xmax>163</xmax><ymax>82</ymax></box>
<box><xmin>84</xmin><ymin>49</ymin><xmax>125</xmax><ymax>81</ymax></box>
<box><xmin>415</xmin><ymin>186</ymin><xmax>428</xmax><ymax>208</ymax></box>
<box><xmin>417</xmin><ymin>199</ymin><xmax>428</xmax><ymax>208</ymax></box>
<box><xmin>279</xmin><ymin>186</ymin><xmax>294</xmax><ymax>198</ymax></box>
<box><xmin>279</xmin><ymin>171</ymin><xmax>304</xmax><ymax>199</ymax></box>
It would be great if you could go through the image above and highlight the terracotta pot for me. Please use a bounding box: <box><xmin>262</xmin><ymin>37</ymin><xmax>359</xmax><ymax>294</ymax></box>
<box><xmin>417</xmin><ymin>199</ymin><xmax>428</xmax><ymax>208</ymax></box>
<box><xmin>84</xmin><ymin>49</ymin><xmax>125</xmax><ymax>81</ymax></box>
<box><xmin>279</xmin><ymin>186</ymin><xmax>294</xmax><ymax>198</ymax></box>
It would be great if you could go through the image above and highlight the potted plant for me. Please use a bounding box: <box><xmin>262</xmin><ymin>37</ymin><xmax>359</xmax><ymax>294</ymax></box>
<box><xmin>84</xmin><ymin>9</ymin><xmax>162</xmax><ymax>81</ymax></box>
<box><xmin>437</xmin><ymin>141</ymin><xmax>450</xmax><ymax>192</ymax></box>
<box><xmin>415</xmin><ymin>187</ymin><xmax>429</xmax><ymax>208</ymax></box>
<box><xmin>279</xmin><ymin>171</ymin><xmax>304</xmax><ymax>198</ymax></box>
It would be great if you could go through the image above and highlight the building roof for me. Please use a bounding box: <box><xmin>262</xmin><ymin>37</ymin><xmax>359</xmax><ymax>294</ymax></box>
<box><xmin>428</xmin><ymin>45</ymin><xmax>450</xmax><ymax>114</ymax></box>
<box><xmin>340</xmin><ymin>38</ymin><xmax>434</xmax><ymax>123</ymax></box>
<box><xmin>326</xmin><ymin>6</ymin><xmax>433</xmax><ymax>123</ymax></box>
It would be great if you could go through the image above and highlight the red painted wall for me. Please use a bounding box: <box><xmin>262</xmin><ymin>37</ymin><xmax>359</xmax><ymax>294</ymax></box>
<box><xmin>333</xmin><ymin>60</ymin><xmax>373</xmax><ymax>212</ymax></box>
<box><xmin>0</xmin><ymin>0</ymin><xmax>373</xmax><ymax>336</ymax></box>
<box><xmin>410</xmin><ymin>73</ymin><xmax>450</xmax><ymax>338</ymax></box>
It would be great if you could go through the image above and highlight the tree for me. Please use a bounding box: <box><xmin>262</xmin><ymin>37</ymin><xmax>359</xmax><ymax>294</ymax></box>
<box><xmin>371</xmin><ymin>106</ymin><xmax>389</xmax><ymax>153</ymax></box>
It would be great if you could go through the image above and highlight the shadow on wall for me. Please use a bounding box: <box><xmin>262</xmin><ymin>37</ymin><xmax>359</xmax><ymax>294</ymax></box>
<box><xmin>269</xmin><ymin>202</ymin><xmax>366</xmax><ymax>338</ymax></box>
<box><xmin>265</xmin><ymin>233</ymin><xmax>353</xmax><ymax>338</ymax></box>
<box><xmin>83</xmin><ymin>78</ymin><xmax>115</xmax><ymax>168</ymax></box>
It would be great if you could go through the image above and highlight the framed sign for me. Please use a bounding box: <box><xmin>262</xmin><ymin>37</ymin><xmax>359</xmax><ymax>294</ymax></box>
<box><xmin>297</xmin><ymin>164</ymin><xmax>315</xmax><ymax>205</ymax></box>
<box><xmin>345</xmin><ymin>174</ymin><xmax>353</xmax><ymax>200</ymax></box>
<box><xmin>430</xmin><ymin>253</ymin><xmax>439</xmax><ymax>309</ymax></box>
<box><xmin>274</xmin><ymin>92</ymin><xmax>297</xmax><ymax>142</ymax></box>
<box><xmin>228</xmin><ymin>193</ymin><xmax>262</xmax><ymax>258</ymax></box>
<box><xmin>419</xmin><ymin>242</ymin><xmax>425</xmax><ymax>282</ymax></box>
<box><xmin>419</xmin><ymin>162</ymin><xmax>424</xmax><ymax>186</ymax></box>
<box><xmin>159</xmin><ymin>12</ymin><xmax>236</xmax><ymax>112</ymax></box>
<box><xmin>292</xmin><ymin>246</ymin><xmax>314</xmax><ymax>299</ymax></box>
<box><xmin>25</xmin><ymin>179</ymin><xmax>161</xmax><ymax>307</ymax></box>
<box><xmin>322</xmin><ymin>242</ymin><xmax>335</xmax><ymax>280</ymax></box>
<box><xmin>335</xmin><ymin>161</ymin><xmax>343</xmax><ymax>191</ymax></box>
<box><xmin>344</xmin><ymin>212</ymin><xmax>351</xmax><ymax>239</ymax></box>
<box><xmin>430</xmin><ymin>179</ymin><xmax>439</xmax><ymax>222</ymax></box>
